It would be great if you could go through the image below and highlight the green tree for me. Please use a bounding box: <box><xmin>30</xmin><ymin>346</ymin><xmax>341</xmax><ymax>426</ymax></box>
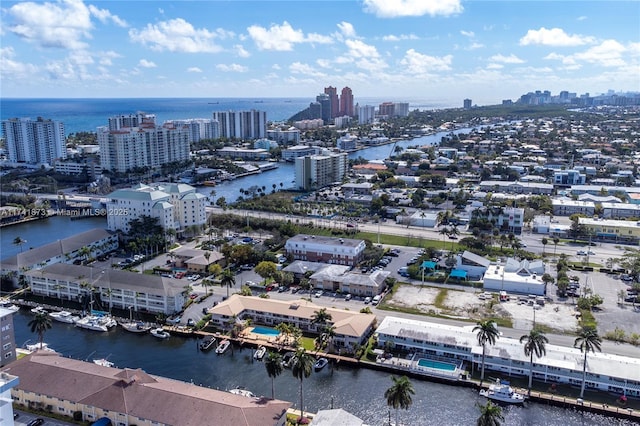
<box><xmin>255</xmin><ymin>261</ymin><xmax>278</xmax><ymax>284</ymax></box>
<box><xmin>264</xmin><ymin>351</ymin><xmax>283</xmax><ymax>400</ymax></box>
<box><xmin>574</xmin><ymin>326</ymin><xmax>602</xmax><ymax>399</ymax></box>
<box><xmin>476</xmin><ymin>401</ymin><xmax>504</xmax><ymax>426</ymax></box>
<box><xmin>384</xmin><ymin>375</ymin><xmax>415</xmax><ymax>426</ymax></box>
<box><xmin>13</xmin><ymin>236</ymin><xmax>27</xmax><ymax>253</ymax></box>
<box><xmin>28</xmin><ymin>311</ymin><xmax>52</xmax><ymax>347</ymax></box>
<box><xmin>220</xmin><ymin>269</ymin><xmax>236</xmax><ymax>298</ymax></box>
<box><xmin>541</xmin><ymin>238</ymin><xmax>548</xmax><ymax>256</ymax></box>
<box><xmin>291</xmin><ymin>348</ymin><xmax>314</xmax><ymax>422</ymax></box>
<box><xmin>552</xmin><ymin>237</ymin><xmax>560</xmax><ymax>256</ymax></box>
<box><xmin>473</xmin><ymin>320</ymin><xmax>500</xmax><ymax>385</ymax></box>
<box><xmin>311</xmin><ymin>308</ymin><xmax>332</xmax><ymax>329</ymax></box>
<box><xmin>519</xmin><ymin>328</ymin><xmax>549</xmax><ymax>395</ymax></box>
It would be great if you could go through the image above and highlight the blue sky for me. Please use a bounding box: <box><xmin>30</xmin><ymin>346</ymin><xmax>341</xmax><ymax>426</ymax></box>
<box><xmin>1</xmin><ymin>0</ymin><xmax>639</xmax><ymax>105</ymax></box>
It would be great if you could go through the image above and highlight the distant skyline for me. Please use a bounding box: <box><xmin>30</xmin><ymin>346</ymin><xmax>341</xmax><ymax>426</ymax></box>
<box><xmin>1</xmin><ymin>0</ymin><xmax>639</xmax><ymax>105</ymax></box>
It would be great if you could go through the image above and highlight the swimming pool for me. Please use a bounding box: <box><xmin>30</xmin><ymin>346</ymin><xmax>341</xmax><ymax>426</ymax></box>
<box><xmin>417</xmin><ymin>358</ymin><xmax>457</xmax><ymax>371</ymax></box>
<box><xmin>251</xmin><ymin>326</ymin><xmax>280</xmax><ymax>336</ymax></box>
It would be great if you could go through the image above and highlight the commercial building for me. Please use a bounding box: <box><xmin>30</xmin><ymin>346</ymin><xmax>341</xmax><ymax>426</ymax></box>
<box><xmin>106</xmin><ymin>183</ymin><xmax>207</xmax><ymax>234</ymax></box>
<box><xmin>578</xmin><ymin>217</ymin><xmax>640</xmax><ymax>244</ymax></box>
<box><xmin>97</xmin><ymin>116</ymin><xmax>190</xmax><ymax>173</ymax></box>
<box><xmin>406</xmin><ymin>210</ymin><xmax>439</xmax><ymax>228</ymax></box>
<box><xmin>377</xmin><ymin>316</ymin><xmax>640</xmax><ymax>397</ymax></box>
<box><xmin>2</xmin><ymin>117</ymin><xmax>66</xmax><ymax>165</ymax></box>
<box><xmin>207</xmin><ymin>295</ymin><xmax>376</xmax><ymax>351</ymax></box>
<box><xmin>478</xmin><ymin>181</ymin><xmax>553</xmax><ymax>195</ymax></box>
<box><xmin>482</xmin><ymin>258</ymin><xmax>546</xmax><ymax>295</ymax></box>
<box><xmin>294</xmin><ymin>151</ymin><xmax>348</xmax><ymax>191</ymax></box>
<box><xmin>3</xmin><ymin>352</ymin><xmax>290</xmax><ymax>426</ymax></box>
<box><xmin>54</xmin><ymin>159</ymin><xmax>103</xmax><ymax>177</ymax></box>
<box><xmin>336</xmin><ymin>134</ymin><xmax>357</xmax><ymax>151</ymax></box>
<box><xmin>212</xmin><ymin>110</ymin><xmax>267</xmax><ymax>140</ymax></box>
<box><xmin>455</xmin><ymin>251</ymin><xmax>491</xmax><ymax>281</ymax></box>
<box><xmin>25</xmin><ymin>263</ymin><xmax>186</xmax><ymax>315</ymax></box>
<box><xmin>285</xmin><ymin>234</ymin><xmax>366</xmax><ymax>267</ymax></box>
<box><xmin>553</xmin><ymin>170</ymin><xmax>586</xmax><ymax>186</ymax></box>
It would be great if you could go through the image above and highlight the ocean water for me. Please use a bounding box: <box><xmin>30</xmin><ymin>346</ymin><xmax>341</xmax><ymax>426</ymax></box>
<box><xmin>0</xmin><ymin>97</ymin><xmax>450</xmax><ymax>136</ymax></box>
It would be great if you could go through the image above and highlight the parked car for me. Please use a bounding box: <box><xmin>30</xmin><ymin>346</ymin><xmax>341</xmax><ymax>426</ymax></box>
<box><xmin>187</xmin><ymin>318</ymin><xmax>195</xmax><ymax>327</ymax></box>
<box><xmin>345</xmin><ymin>293</ymin><xmax>352</xmax><ymax>301</ymax></box>
<box><xmin>314</xmin><ymin>290</ymin><xmax>323</xmax><ymax>298</ymax></box>
<box><xmin>28</xmin><ymin>419</ymin><xmax>44</xmax><ymax>426</ymax></box>
<box><xmin>364</xmin><ymin>297</ymin><xmax>371</xmax><ymax>304</ymax></box>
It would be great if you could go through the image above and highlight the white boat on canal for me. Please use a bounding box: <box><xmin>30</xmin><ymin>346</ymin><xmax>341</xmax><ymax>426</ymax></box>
<box><xmin>150</xmin><ymin>327</ymin><xmax>170</xmax><ymax>339</ymax></box>
<box><xmin>479</xmin><ymin>379</ymin><xmax>526</xmax><ymax>405</ymax></box>
<box><xmin>49</xmin><ymin>311</ymin><xmax>80</xmax><ymax>324</ymax></box>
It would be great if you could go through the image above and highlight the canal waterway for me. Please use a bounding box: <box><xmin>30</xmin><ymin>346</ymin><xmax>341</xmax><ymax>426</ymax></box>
<box><xmin>11</xmin><ymin>310</ymin><xmax>627</xmax><ymax>426</ymax></box>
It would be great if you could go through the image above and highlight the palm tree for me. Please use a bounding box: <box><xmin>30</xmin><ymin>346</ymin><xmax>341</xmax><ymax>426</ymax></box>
<box><xmin>220</xmin><ymin>269</ymin><xmax>236</xmax><ymax>298</ymax></box>
<box><xmin>473</xmin><ymin>320</ymin><xmax>500</xmax><ymax>385</ymax></box>
<box><xmin>552</xmin><ymin>237</ymin><xmax>560</xmax><ymax>257</ymax></box>
<box><xmin>574</xmin><ymin>326</ymin><xmax>602</xmax><ymax>399</ymax></box>
<box><xmin>264</xmin><ymin>351</ymin><xmax>283</xmax><ymax>399</ymax></box>
<box><xmin>311</xmin><ymin>308</ymin><xmax>332</xmax><ymax>329</ymax></box>
<box><xmin>291</xmin><ymin>348</ymin><xmax>314</xmax><ymax>422</ymax></box>
<box><xmin>13</xmin><ymin>236</ymin><xmax>27</xmax><ymax>253</ymax></box>
<box><xmin>28</xmin><ymin>311</ymin><xmax>52</xmax><ymax>347</ymax></box>
<box><xmin>519</xmin><ymin>328</ymin><xmax>549</xmax><ymax>395</ymax></box>
<box><xmin>476</xmin><ymin>401</ymin><xmax>504</xmax><ymax>426</ymax></box>
<box><xmin>541</xmin><ymin>237</ymin><xmax>548</xmax><ymax>256</ymax></box>
<box><xmin>384</xmin><ymin>375</ymin><xmax>415</xmax><ymax>426</ymax></box>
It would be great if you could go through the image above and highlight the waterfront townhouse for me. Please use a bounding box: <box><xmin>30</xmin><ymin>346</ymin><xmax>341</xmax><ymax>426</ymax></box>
<box><xmin>552</xmin><ymin>198</ymin><xmax>596</xmax><ymax>216</ymax></box>
<box><xmin>376</xmin><ymin>317</ymin><xmax>640</xmax><ymax>398</ymax></box>
<box><xmin>0</xmin><ymin>228</ymin><xmax>118</xmax><ymax>277</ymax></box>
<box><xmin>25</xmin><ymin>264</ymin><xmax>185</xmax><ymax>315</ymax></box>
<box><xmin>3</xmin><ymin>352</ymin><xmax>290</xmax><ymax>426</ymax></box>
<box><xmin>106</xmin><ymin>183</ymin><xmax>206</xmax><ymax>234</ymax></box>
<box><xmin>578</xmin><ymin>218</ymin><xmax>640</xmax><ymax>244</ymax></box>
<box><xmin>601</xmin><ymin>202</ymin><xmax>640</xmax><ymax>219</ymax></box>
<box><xmin>285</xmin><ymin>235</ymin><xmax>366</xmax><ymax>267</ymax></box>
<box><xmin>208</xmin><ymin>295</ymin><xmax>376</xmax><ymax>351</ymax></box>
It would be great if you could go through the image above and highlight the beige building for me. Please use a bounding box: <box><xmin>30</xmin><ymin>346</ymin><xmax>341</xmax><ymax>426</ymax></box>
<box><xmin>578</xmin><ymin>217</ymin><xmax>640</xmax><ymax>243</ymax></box>
<box><xmin>4</xmin><ymin>351</ymin><xmax>290</xmax><ymax>426</ymax></box>
<box><xmin>208</xmin><ymin>295</ymin><xmax>376</xmax><ymax>352</ymax></box>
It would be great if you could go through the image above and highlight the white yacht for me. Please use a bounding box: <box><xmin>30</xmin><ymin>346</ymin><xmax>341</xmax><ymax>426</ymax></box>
<box><xmin>0</xmin><ymin>298</ymin><xmax>19</xmax><ymax>312</ymax></box>
<box><xmin>479</xmin><ymin>379</ymin><xmax>526</xmax><ymax>404</ymax></box>
<box><xmin>229</xmin><ymin>387</ymin><xmax>256</xmax><ymax>398</ymax></box>
<box><xmin>49</xmin><ymin>311</ymin><xmax>80</xmax><ymax>324</ymax></box>
<box><xmin>75</xmin><ymin>315</ymin><xmax>115</xmax><ymax>332</ymax></box>
<box><xmin>93</xmin><ymin>358</ymin><xmax>114</xmax><ymax>368</ymax></box>
<box><xmin>150</xmin><ymin>327</ymin><xmax>170</xmax><ymax>339</ymax></box>
<box><xmin>26</xmin><ymin>342</ymin><xmax>55</xmax><ymax>352</ymax></box>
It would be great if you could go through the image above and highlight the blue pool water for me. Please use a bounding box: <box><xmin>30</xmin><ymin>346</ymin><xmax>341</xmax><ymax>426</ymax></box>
<box><xmin>417</xmin><ymin>358</ymin><xmax>457</xmax><ymax>371</ymax></box>
<box><xmin>251</xmin><ymin>326</ymin><xmax>280</xmax><ymax>336</ymax></box>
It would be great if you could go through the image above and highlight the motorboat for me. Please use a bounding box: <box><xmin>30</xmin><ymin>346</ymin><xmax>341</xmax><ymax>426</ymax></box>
<box><xmin>76</xmin><ymin>316</ymin><xmax>110</xmax><ymax>332</ymax></box>
<box><xmin>253</xmin><ymin>345</ymin><xmax>266</xmax><ymax>360</ymax></box>
<box><xmin>216</xmin><ymin>339</ymin><xmax>231</xmax><ymax>354</ymax></box>
<box><xmin>26</xmin><ymin>342</ymin><xmax>55</xmax><ymax>352</ymax></box>
<box><xmin>120</xmin><ymin>321</ymin><xmax>152</xmax><ymax>334</ymax></box>
<box><xmin>479</xmin><ymin>379</ymin><xmax>526</xmax><ymax>405</ymax></box>
<box><xmin>199</xmin><ymin>335</ymin><xmax>217</xmax><ymax>351</ymax></box>
<box><xmin>49</xmin><ymin>311</ymin><xmax>80</xmax><ymax>324</ymax></box>
<box><xmin>0</xmin><ymin>298</ymin><xmax>19</xmax><ymax>312</ymax></box>
<box><xmin>93</xmin><ymin>358</ymin><xmax>114</xmax><ymax>368</ymax></box>
<box><xmin>31</xmin><ymin>306</ymin><xmax>47</xmax><ymax>315</ymax></box>
<box><xmin>150</xmin><ymin>328</ymin><xmax>170</xmax><ymax>339</ymax></box>
<box><xmin>229</xmin><ymin>387</ymin><xmax>256</xmax><ymax>398</ymax></box>
<box><xmin>314</xmin><ymin>357</ymin><xmax>329</xmax><ymax>371</ymax></box>
<box><xmin>282</xmin><ymin>351</ymin><xmax>295</xmax><ymax>368</ymax></box>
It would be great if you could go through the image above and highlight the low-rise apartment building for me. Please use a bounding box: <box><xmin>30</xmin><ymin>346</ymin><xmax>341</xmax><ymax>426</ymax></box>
<box><xmin>3</xmin><ymin>352</ymin><xmax>290</xmax><ymax>426</ymax></box>
<box><xmin>552</xmin><ymin>198</ymin><xmax>596</xmax><ymax>216</ymax></box>
<box><xmin>285</xmin><ymin>235</ymin><xmax>366</xmax><ymax>267</ymax></box>
<box><xmin>601</xmin><ymin>202</ymin><xmax>640</xmax><ymax>219</ymax></box>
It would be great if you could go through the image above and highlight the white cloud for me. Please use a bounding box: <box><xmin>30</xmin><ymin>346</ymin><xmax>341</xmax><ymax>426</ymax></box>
<box><xmin>577</xmin><ymin>16</ymin><xmax>587</xmax><ymax>21</ymax></box>
<box><xmin>460</xmin><ymin>30</ymin><xmax>475</xmax><ymax>38</ymax></box>
<box><xmin>247</xmin><ymin>21</ymin><xmax>332</xmax><ymax>51</ymax></box>
<box><xmin>345</xmin><ymin>39</ymin><xmax>379</xmax><ymax>58</ymax></box>
<box><xmin>337</xmin><ymin>21</ymin><xmax>356</xmax><ymax>38</ymax></box>
<box><xmin>466</xmin><ymin>42</ymin><xmax>484</xmax><ymax>50</ymax></box>
<box><xmin>88</xmin><ymin>4</ymin><xmax>127</xmax><ymax>27</ymax></box>
<box><xmin>316</xmin><ymin>59</ymin><xmax>332</xmax><ymax>69</ymax></box>
<box><xmin>400</xmin><ymin>49</ymin><xmax>452</xmax><ymax>74</ymax></box>
<box><xmin>6</xmin><ymin>0</ymin><xmax>93</xmax><ymax>50</ymax></box>
<box><xmin>129</xmin><ymin>18</ymin><xmax>224</xmax><ymax>53</ymax></box>
<box><xmin>519</xmin><ymin>27</ymin><xmax>594</xmax><ymax>47</ymax></box>
<box><xmin>216</xmin><ymin>63</ymin><xmax>248</xmax><ymax>72</ymax></box>
<box><xmin>187</xmin><ymin>67</ymin><xmax>202</xmax><ymax>73</ymax></box>
<box><xmin>272</xmin><ymin>64</ymin><xmax>281</xmax><ymax>70</ymax></box>
<box><xmin>486</xmin><ymin>63</ymin><xmax>504</xmax><ymax>70</ymax></box>
<box><xmin>98</xmin><ymin>50</ymin><xmax>121</xmax><ymax>66</ymax></box>
<box><xmin>138</xmin><ymin>59</ymin><xmax>157</xmax><ymax>68</ymax></box>
<box><xmin>490</xmin><ymin>54</ymin><xmax>525</xmax><ymax>64</ymax></box>
<box><xmin>573</xmin><ymin>39</ymin><xmax>627</xmax><ymax>67</ymax></box>
<box><xmin>382</xmin><ymin>34</ymin><xmax>419</xmax><ymax>41</ymax></box>
<box><xmin>363</xmin><ymin>0</ymin><xmax>462</xmax><ymax>18</ymax></box>
<box><xmin>0</xmin><ymin>46</ymin><xmax>38</xmax><ymax>77</ymax></box>
<box><xmin>234</xmin><ymin>44</ymin><xmax>250</xmax><ymax>58</ymax></box>
<box><xmin>289</xmin><ymin>62</ymin><xmax>327</xmax><ymax>77</ymax></box>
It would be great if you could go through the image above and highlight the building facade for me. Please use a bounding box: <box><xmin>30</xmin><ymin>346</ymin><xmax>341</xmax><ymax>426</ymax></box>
<box><xmin>2</xmin><ymin>117</ymin><xmax>66</xmax><ymax>165</ymax></box>
<box><xmin>285</xmin><ymin>235</ymin><xmax>366</xmax><ymax>266</ymax></box>
<box><xmin>324</xmin><ymin>86</ymin><xmax>339</xmax><ymax>119</ymax></box>
<box><xmin>0</xmin><ymin>308</ymin><xmax>17</xmax><ymax>367</ymax></box>
<box><xmin>164</xmin><ymin>118</ymin><xmax>220</xmax><ymax>143</ymax></box>
<box><xmin>267</xmin><ymin>126</ymin><xmax>300</xmax><ymax>144</ymax></box>
<box><xmin>106</xmin><ymin>183</ymin><xmax>206</xmax><ymax>234</ymax></box>
<box><xmin>358</xmin><ymin>105</ymin><xmax>376</xmax><ymax>124</ymax></box>
<box><xmin>212</xmin><ymin>110</ymin><xmax>266</xmax><ymax>140</ymax></box>
<box><xmin>294</xmin><ymin>152</ymin><xmax>348</xmax><ymax>191</ymax></box>
<box><xmin>339</xmin><ymin>87</ymin><xmax>354</xmax><ymax>117</ymax></box>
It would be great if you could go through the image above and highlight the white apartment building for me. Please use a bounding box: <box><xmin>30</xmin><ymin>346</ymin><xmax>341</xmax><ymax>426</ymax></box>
<box><xmin>54</xmin><ymin>159</ymin><xmax>102</xmax><ymax>176</ymax></box>
<box><xmin>358</xmin><ymin>105</ymin><xmax>376</xmax><ymax>124</ymax></box>
<box><xmin>217</xmin><ymin>147</ymin><xmax>270</xmax><ymax>160</ymax></box>
<box><xmin>552</xmin><ymin>198</ymin><xmax>596</xmax><ymax>216</ymax></box>
<box><xmin>285</xmin><ymin>234</ymin><xmax>366</xmax><ymax>266</ymax></box>
<box><xmin>212</xmin><ymin>110</ymin><xmax>266</xmax><ymax>140</ymax></box>
<box><xmin>601</xmin><ymin>202</ymin><xmax>640</xmax><ymax>219</ymax></box>
<box><xmin>294</xmin><ymin>151</ymin><xmax>348</xmax><ymax>191</ymax></box>
<box><xmin>282</xmin><ymin>145</ymin><xmax>318</xmax><ymax>162</ymax></box>
<box><xmin>267</xmin><ymin>126</ymin><xmax>300</xmax><ymax>143</ymax></box>
<box><xmin>97</xmin><ymin>118</ymin><xmax>190</xmax><ymax>173</ymax></box>
<box><xmin>106</xmin><ymin>183</ymin><xmax>206</xmax><ymax>233</ymax></box>
<box><xmin>2</xmin><ymin>117</ymin><xmax>66</xmax><ymax>165</ymax></box>
<box><xmin>165</xmin><ymin>118</ymin><xmax>220</xmax><ymax>143</ymax></box>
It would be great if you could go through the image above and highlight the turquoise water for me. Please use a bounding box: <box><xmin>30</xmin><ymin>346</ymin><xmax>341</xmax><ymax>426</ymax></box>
<box><xmin>251</xmin><ymin>326</ymin><xmax>280</xmax><ymax>336</ymax></box>
<box><xmin>417</xmin><ymin>358</ymin><xmax>457</xmax><ymax>371</ymax></box>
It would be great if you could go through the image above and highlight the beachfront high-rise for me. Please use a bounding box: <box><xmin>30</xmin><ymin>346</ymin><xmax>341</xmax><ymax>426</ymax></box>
<box><xmin>97</xmin><ymin>114</ymin><xmax>190</xmax><ymax>173</ymax></box>
<box><xmin>211</xmin><ymin>110</ymin><xmax>266</xmax><ymax>140</ymax></box>
<box><xmin>358</xmin><ymin>105</ymin><xmax>376</xmax><ymax>124</ymax></box>
<box><xmin>1</xmin><ymin>117</ymin><xmax>66</xmax><ymax>166</ymax></box>
<box><xmin>294</xmin><ymin>151</ymin><xmax>348</xmax><ymax>191</ymax></box>
<box><xmin>339</xmin><ymin>87</ymin><xmax>354</xmax><ymax>117</ymax></box>
<box><xmin>324</xmin><ymin>86</ymin><xmax>339</xmax><ymax>119</ymax></box>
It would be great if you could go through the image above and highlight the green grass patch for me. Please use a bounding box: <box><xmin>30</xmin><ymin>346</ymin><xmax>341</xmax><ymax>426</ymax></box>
<box><xmin>299</xmin><ymin>336</ymin><xmax>315</xmax><ymax>351</ymax></box>
<box><xmin>434</xmin><ymin>289</ymin><xmax>448</xmax><ymax>309</ymax></box>
<box><xmin>578</xmin><ymin>308</ymin><xmax>597</xmax><ymax>329</ymax></box>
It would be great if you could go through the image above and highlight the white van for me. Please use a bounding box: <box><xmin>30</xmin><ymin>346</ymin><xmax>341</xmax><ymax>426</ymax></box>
<box><xmin>372</xmin><ymin>295</ymin><xmax>382</xmax><ymax>305</ymax></box>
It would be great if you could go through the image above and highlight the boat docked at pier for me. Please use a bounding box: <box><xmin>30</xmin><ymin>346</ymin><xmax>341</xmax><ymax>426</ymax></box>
<box><xmin>93</xmin><ymin>358</ymin><xmax>114</xmax><ymax>368</ymax></box>
<box><xmin>216</xmin><ymin>339</ymin><xmax>231</xmax><ymax>354</ymax></box>
<box><xmin>314</xmin><ymin>357</ymin><xmax>329</xmax><ymax>371</ymax></box>
<box><xmin>229</xmin><ymin>387</ymin><xmax>256</xmax><ymax>398</ymax></box>
<box><xmin>150</xmin><ymin>327</ymin><xmax>170</xmax><ymax>339</ymax></box>
<box><xmin>120</xmin><ymin>321</ymin><xmax>152</xmax><ymax>333</ymax></box>
<box><xmin>31</xmin><ymin>306</ymin><xmax>47</xmax><ymax>315</ymax></box>
<box><xmin>0</xmin><ymin>298</ymin><xmax>19</xmax><ymax>312</ymax></box>
<box><xmin>75</xmin><ymin>315</ymin><xmax>116</xmax><ymax>332</ymax></box>
<box><xmin>199</xmin><ymin>335</ymin><xmax>217</xmax><ymax>351</ymax></box>
<box><xmin>26</xmin><ymin>342</ymin><xmax>55</xmax><ymax>352</ymax></box>
<box><xmin>253</xmin><ymin>345</ymin><xmax>266</xmax><ymax>360</ymax></box>
<box><xmin>479</xmin><ymin>379</ymin><xmax>526</xmax><ymax>405</ymax></box>
<box><xmin>282</xmin><ymin>351</ymin><xmax>295</xmax><ymax>368</ymax></box>
<box><xmin>49</xmin><ymin>311</ymin><xmax>80</xmax><ymax>324</ymax></box>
